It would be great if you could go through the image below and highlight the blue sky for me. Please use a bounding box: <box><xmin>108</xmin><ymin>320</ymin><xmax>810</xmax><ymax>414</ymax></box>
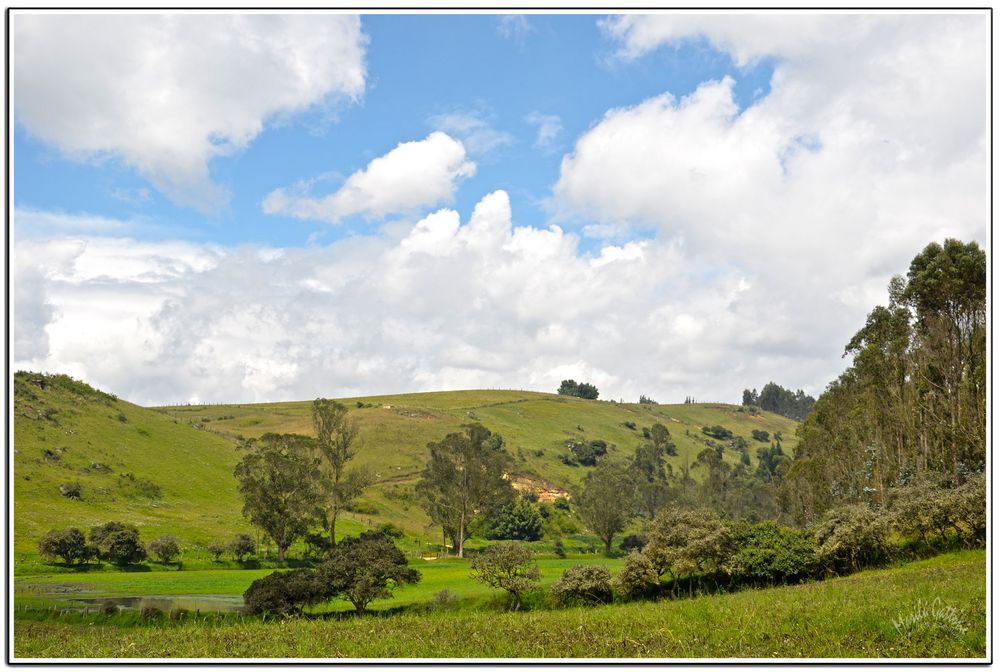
<box><xmin>11</xmin><ymin>12</ymin><xmax>988</xmax><ymax>405</ymax></box>
<box><xmin>14</xmin><ymin>14</ymin><xmax>773</xmax><ymax>249</ymax></box>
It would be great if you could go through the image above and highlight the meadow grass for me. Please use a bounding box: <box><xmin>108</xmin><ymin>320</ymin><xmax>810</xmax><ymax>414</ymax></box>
<box><xmin>13</xmin><ymin>550</ymin><xmax>986</xmax><ymax>659</ymax></box>
<box><xmin>15</xmin><ymin>555</ymin><xmax>625</xmax><ymax>612</ymax></box>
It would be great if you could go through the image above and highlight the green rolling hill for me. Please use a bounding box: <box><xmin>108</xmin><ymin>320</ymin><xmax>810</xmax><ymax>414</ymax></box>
<box><xmin>13</xmin><ymin>372</ymin><xmax>800</xmax><ymax>558</ymax></box>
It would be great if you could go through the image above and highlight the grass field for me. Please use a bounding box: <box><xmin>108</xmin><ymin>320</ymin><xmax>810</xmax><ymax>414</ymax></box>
<box><xmin>14</xmin><ymin>372</ymin><xmax>799</xmax><ymax>559</ymax></box>
<box><xmin>14</xmin><ymin>555</ymin><xmax>625</xmax><ymax>613</ymax></box>
<box><xmin>13</xmin><ymin>551</ymin><xmax>987</xmax><ymax>659</ymax></box>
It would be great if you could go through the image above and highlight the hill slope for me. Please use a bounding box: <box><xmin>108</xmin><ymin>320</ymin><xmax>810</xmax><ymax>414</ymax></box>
<box><xmin>14</xmin><ymin>374</ymin><xmax>800</xmax><ymax>556</ymax></box>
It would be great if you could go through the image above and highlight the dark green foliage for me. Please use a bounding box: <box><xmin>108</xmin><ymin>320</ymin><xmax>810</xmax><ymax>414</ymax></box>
<box><xmin>374</xmin><ymin>522</ymin><xmax>405</xmax><ymax>539</ymax></box>
<box><xmin>416</xmin><ymin>423</ymin><xmax>514</xmax><ymax>557</ymax></box>
<box><xmin>638</xmin><ymin>395</ymin><xmax>657</xmax><ymax>405</ymax></box>
<box><xmin>701</xmin><ymin>425</ymin><xmax>733</xmax><ymax>440</ymax></box>
<box><xmin>557</xmin><ymin>379</ymin><xmax>599</xmax><ymax>399</ymax></box>
<box><xmin>303</xmin><ymin>532</ymin><xmax>332</xmax><ymax>559</ymax></box>
<box><xmin>318</xmin><ymin>532</ymin><xmax>421</xmax><ymax>613</ymax></box>
<box><xmin>725</xmin><ymin>521</ymin><xmax>818</xmax><ymax>586</ymax></box>
<box><xmin>244</xmin><ymin>533</ymin><xmax>419</xmax><ymax>615</ymax></box>
<box><xmin>550</xmin><ymin>564</ymin><xmax>613</xmax><ymax>606</ymax></box>
<box><xmin>234</xmin><ymin>433</ymin><xmax>324</xmax><ymax>561</ymax></box>
<box><xmin>755</xmin><ymin>442</ymin><xmax>788</xmax><ymax>482</ymax></box>
<box><xmin>813</xmin><ymin>505</ymin><xmax>892</xmax><ymax>574</ymax></box>
<box><xmin>229</xmin><ymin>534</ymin><xmax>256</xmax><ymax>562</ymax></box>
<box><xmin>89</xmin><ymin>522</ymin><xmax>137</xmax><ymax>561</ymax></box>
<box><xmin>148</xmin><ymin>535</ymin><xmax>181</xmax><ymax>563</ymax></box>
<box><xmin>889</xmin><ymin>473</ymin><xmax>986</xmax><ymax>550</ymax></box>
<box><xmin>552</xmin><ymin>538</ymin><xmax>566</xmax><ymax>558</ymax></box>
<box><xmin>484</xmin><ymin>499</ymin><xmax>544</xmax><ymax>541</ymax></box>
<box><xmin>553</xmin><ymin>497</ymin><xmax>571</xmax><ymax>512</ymax></box>
<box><xmin>103</xmin><ymin>529</ymin><xmax>147</xmax><ymax>566</ymax></box>
<box><xmin>751</xmin><ymin>430</ymin><xmax>770</xmax><ymax>442</ymax></box>
<box><xmin>470</xmin><ymin>542</ymin><xmax>540</xmax><ymax>610</ymax></box>
<box><xmin>743</xmin><ymin>383</ymin><xmax>815</xmax><ymax>422</ymax></box>
<box><xmin>567</xmin><ymin>439</ymin><xmax>607</xmax><ymax>466</ymax></box>
<box><xmin>613</xmin><ymin>551</ymin><xmax>660</xmax><ymax>600</ymax></box>
<box><xmin>38</xmin><ymin>528</ymin><xmax>92</xmax><ymax>565</ymax></box>
<box><xmin>243</xmin><ymin>568</ymin><xmax>331</xmax><ymax>615</ymax></box>
<box><xmin>619</xmin><ymin>534</ymin><xmax>646</xmax><ymax>553</ymax></box>
<box><xmin>58</xmin><ymin>482</ymin><xmax>82</xmax><ymax>499</ymax></box>
<box><xmin>622</xmin><ymin>421</ymin><xmax>637</xmax><ymax>430</ymax></box>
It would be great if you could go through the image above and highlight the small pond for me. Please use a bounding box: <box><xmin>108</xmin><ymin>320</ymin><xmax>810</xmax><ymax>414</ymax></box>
<box><xmin>69</xmin><ymin>594</ymin><xmax>244</xmax><ymax>613</ymax></box>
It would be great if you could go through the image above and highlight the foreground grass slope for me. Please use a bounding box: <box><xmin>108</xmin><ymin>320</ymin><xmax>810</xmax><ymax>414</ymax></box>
<box><xmin>14</xmin><ymin>551</ymin><xmax>986</xmax><ymax>659</ymax></box>
<box><xmin>14</xmin><ymin>372</ymin><xmax>799</xmax><ymax>558</ymax></box>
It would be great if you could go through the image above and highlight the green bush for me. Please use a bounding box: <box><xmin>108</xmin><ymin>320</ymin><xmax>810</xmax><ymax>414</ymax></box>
<box><xmin>207</xmin><ymin>541</ymin><xmax>227</xmax><ymax>561</ymax></box>
<box><xmin>243</xmin><ymin>568</ymin><xmax>331</xmax><ymax>615</ymax></box>
<box><xmin>148</xmin><ymin>535</ymin><xmax>181</xmax><ymax>563</ymax></box>
<box><xmin>613</xmin><ymin>551</ymin><xmax>660</xmax><ymax>600</ymax></box>
<box><xmin>550</xmin><ymin>564</ymin><xmax>613</xmax><ymax>606</ymax></box>
<box><xmin>813</xmin><ymin>505</ymin><xmax>891</xmax><ymax>574</ymax></box>
<box><xmin>470</xmin><ymin>542</ymin><xmax>540</xmax><ymax>610</ymax></box>
<box><xmin>725</xmin><ymin>521</ymin><xmax>818</xmax><ymax>586</ymax></box>
<box><xmin>229</xmin><ymin>534</ymin><xmax>256</xmax><ymax>562</ymax></box>
<box><xmin>38</xmin><ymin>528</ymin><xmax>92</xmax><ymax>565</ymax></box>
<box><xmin>104</xmin><ymin>529</ymin><xmax>147</xmax><ymax>566</ymax></box>
<box><xmin>484</xmin><ymin>499</ymin><xmax>544</xmax><ymax>541</ymax></box>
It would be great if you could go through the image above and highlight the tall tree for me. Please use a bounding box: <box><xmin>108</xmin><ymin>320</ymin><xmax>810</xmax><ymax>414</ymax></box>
<box><xmin>415</xmin><ymin>423</ymin><xmax>514</xmax><ymax>557</ymax></box>
<box><xmin>311</xmin><ymin>398</ymin><xmax>371</xmax><ymax>547</ymax></box>
<box><xmin>575</xmin><ymin>461</ymin><xmax>636</xmax><ymax>555</ymax></box>
<box><xmin>233</xmin><ymin>433</ymin><xmax>324</xmax><ymax>561</ymax></box>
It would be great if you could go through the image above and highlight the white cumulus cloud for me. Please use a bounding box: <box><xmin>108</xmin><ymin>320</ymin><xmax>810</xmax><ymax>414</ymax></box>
<box><xmin>12</xmin><ymin>13</ymin><xmax>367</xmax><ymax>211</ymax></box>
<box><xmin>263</xmin><ymin>132</ymin><xmax>475</xmax><ymax>223</ymax></box>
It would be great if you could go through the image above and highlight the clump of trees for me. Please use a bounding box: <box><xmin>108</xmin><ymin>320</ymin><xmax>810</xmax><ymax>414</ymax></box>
<box><xmin>90</xmin><ymin>522</ymin><xmax>147</xmax><ymax>566</ymax></box>
<box><xmin>557</xmin><ymin>380</ymin><xmax>599</xmax><ymax>400</ymax></box>
<box><xmin>483</xmin><ymin>498</ymin><xmax>544</xmax><ymax>541</ymax></box>
<box><xmin>742</xmin><ymin>384</ymin><xmax>816</xmax><ymax>422</ymax></box>
<box><xmin>784</xmin><ymin>239</ymin><xmax>986</xmax><ymax>522</ymax></box>
<box><xmin>574</xmin><ymin>461</ymin><xmax>636</xmax><ymax>555</ymax></box>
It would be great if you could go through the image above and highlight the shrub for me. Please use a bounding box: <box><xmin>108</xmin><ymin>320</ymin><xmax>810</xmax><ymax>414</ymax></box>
<box><xmin>813</xmin><ymin>505</ymin><xmax>891</xmax><ymax>574</ymax></box>
<box><xmin>207</xmin><ymin>541</ymin><xmax>227</xmax><ymax>562</ymax></box>
<box><xmin>613</xmin><ymin>551</ymin><xmax>660</xmax><ymax>600</ymax></box>
<box><xmin>375</xmin><ymin>523</ymin><xmax>405</xmax><ymax>539</ymax></box>
<box><xmin>951</xmin><ymin>474</ymin><xmax>986</xmax><ymax>547</ymax></box>
<box><xmin>431</xmin><ymin>589</ymin><xmax>458</xmax><ymax>611</ymax></box>
<box><xmin>243</xmin><ymin>567</ymin><xmax>331</xmax><ymax>615</ymax></box>
<box><xmin>89</xmin><ymin>522</ymin><xmax>146</xmax><ymax>565</ymax></box>
<box><xmin>751</xmin><ymin>430</ymin><xmax>770</xmax><ymax>442</ymax></box>
<box><xmin>317</xmin><ymin>532</ymin><xmax>421</xmax><ymax>613</ymax></box>
<box><xmin>724</xmin><ymin>521</ymin><xmax>818</xmax><ymax>586</ymax></box>
<box><xmin>553</xmin><ymin>497</ymin><xmax>571</xmax><ymax>512</ymax></box>
<box><xmin>38</xmin><ymin>528</ymin><xmax>91</xmax><ymax>565</ymax></box>
<box><xmin>552</xmin><ymin>538</ymin><xmax>566</xmax><ymax>558</ymax></box>
<box><xmin>619</xmin><ymin>534</ymin><xmax>646</xmax><ymax>553</ymax></box>
<box><xmin>484</xmin><ymin>500</ymin><xmax>544</xmax><ymax>541</ymax></box>
<box><xmin>701</xmin><ymin>425</ymin><xmax>733</xmax><ymax>440</ymax></box>
<box><xmin>550</xmin><ymin>564</ymin><xmax>613</xmax><ymax>606</ymax></box>
<box><xmin>303</xmin><ymin>532</ymin><xmax>331</xmax><ymax>559</ymax></box>
<box><xmin>148</xmin><ymin>535</ymin><xmax>181</xmax><ymax>563</ymax></box>
<box><xmin>470</xmin><ymin>542</ymin><xmax>541</xmax><ymax>610</ymax></box>
<box><xmin>229</xmin><ymin>534</ymin><xmax>256</xmax><ymax>562</ymax></box>
<box><xmin>644</xmin><ymin>507</ymin><xmax>732</xmax><ymax>581</ymax></box>
<box><xmin>58</xmin><ymin>482</ymin><xmax>82</xmax><ymax>499</ymax></box>
<box><xmin>104</xmin><ymin>529</ymin><xmax>147</xmax><ymax>566</ymax></box>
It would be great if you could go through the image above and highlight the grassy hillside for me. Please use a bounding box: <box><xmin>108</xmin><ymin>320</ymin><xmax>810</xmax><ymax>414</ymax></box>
<box><xmin>12</xmin><ymin>373</ymin><xmax>255</xmax><ymax>557</ymax></box>
<box><xmin>14</xmin><ymin>551</ymin><xmax>987</xmax><ymax>659</ymax></box>
<box><xmin>14</xmin><ymin>372</ymin><xmax>800</xmax><ymax>559</ymax></box>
